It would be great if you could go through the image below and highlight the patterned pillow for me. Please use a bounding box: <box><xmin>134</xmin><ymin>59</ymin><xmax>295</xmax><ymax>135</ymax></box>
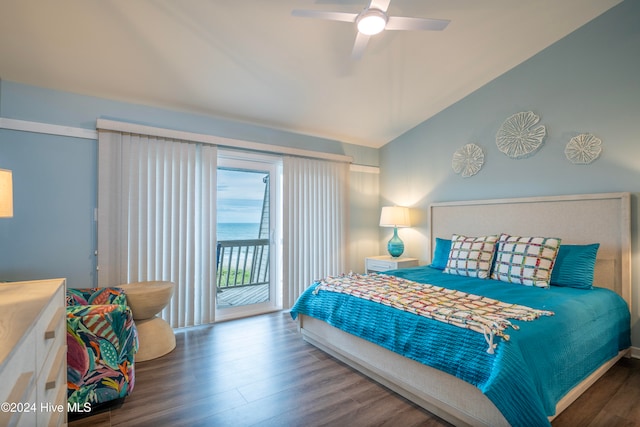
<box><xmin>444</xmin><ymin>234</ymin><xmax>499</xmax><ymax>279</ymax></box>
<box><xmin>491</xmin><ymin>234</ymin><xmax>561</xmax><ymax>288</ymax></box>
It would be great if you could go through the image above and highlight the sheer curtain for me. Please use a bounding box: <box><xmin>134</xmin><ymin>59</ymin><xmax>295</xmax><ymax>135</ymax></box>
<box><xmin>97</xmin><ymin>130</ymin><xmax>217</xmax><ymax>327</ymax></box>
<box><xmin>282</xmin><ymin>156</ymin><xmax>349</xmax><ymax>308</ymax></box>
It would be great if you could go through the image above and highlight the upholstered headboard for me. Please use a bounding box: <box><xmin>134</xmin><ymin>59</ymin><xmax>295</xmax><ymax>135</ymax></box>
<box><xmin>429</xmin><ymin>192</ymin><xmax>631</xmax><ymax>308</ymax></box>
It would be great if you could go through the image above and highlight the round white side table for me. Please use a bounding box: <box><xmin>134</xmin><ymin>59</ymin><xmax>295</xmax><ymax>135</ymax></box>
<box><xmin>118</xmin><ymin>281</ymin><xmax>176</xmax><ymax>362</ymax></box>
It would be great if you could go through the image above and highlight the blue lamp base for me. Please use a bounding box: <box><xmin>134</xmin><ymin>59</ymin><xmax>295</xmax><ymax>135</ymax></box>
<box><xmin>387</xmin><ymin>226</ymin><xmax>405</xmax><ymax>257</ymax></box>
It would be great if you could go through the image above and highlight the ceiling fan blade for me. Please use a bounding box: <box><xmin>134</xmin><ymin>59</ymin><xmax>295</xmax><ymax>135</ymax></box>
<box><xmin>351</xmin><ymin>32</ymin><xmax>370</xmax><ymax>60</ymax></box>
<box><xmin>291</xmin><ymin>9</ymin><xmax>358</xmax><ymax>23</ymax></box>
<box><xmin>369</xmin><ymin>0</ymin><xmax>391</xmax><ymax>13</ymax></box>
<box><xmin>385</xmin><ymin>16</ymin><xmax>450</xmax><ymax>31</ymax></box>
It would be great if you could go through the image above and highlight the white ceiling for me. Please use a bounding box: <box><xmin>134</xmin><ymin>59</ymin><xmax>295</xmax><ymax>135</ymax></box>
<box><xmin>0</xmin><ymin>0</ymin><xmax>621</xmax><ymax>148</ymax></box>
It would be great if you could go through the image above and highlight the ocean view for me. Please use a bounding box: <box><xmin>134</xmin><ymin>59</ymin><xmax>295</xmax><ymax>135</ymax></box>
<box><xmin>217</xmin><ymin>223</ymin><xmax>261</xmax><ymax>241</ymax></box>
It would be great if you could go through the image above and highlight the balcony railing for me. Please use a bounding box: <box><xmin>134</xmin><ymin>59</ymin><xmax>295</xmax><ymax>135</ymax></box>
<box><xmin>216</xmin><ymin>239</ymin><xmax>269</xmax><ymax>292</ymax></box>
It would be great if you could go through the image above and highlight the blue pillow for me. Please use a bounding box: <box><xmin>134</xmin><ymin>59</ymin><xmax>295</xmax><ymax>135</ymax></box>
<box><xmin>550</xmin><ymin>243</ymin><xmax>600</xmax><ymax>289</ymax></box>
<box><xmin>430</xmin><ymin>237</ymin><xmax>451</xmax><ymax>270</ymax></box>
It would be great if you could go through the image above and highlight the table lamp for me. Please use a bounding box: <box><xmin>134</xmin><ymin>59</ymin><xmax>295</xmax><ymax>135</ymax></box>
<box><xmin>379</xmin><ymin>206</ymin><xmax>410</xmax><ymax>257</ymax></box>
<box><xmin>0</xmin><ymin>168</ymin><xmax>13</xmax><ymax>218</ymax></box>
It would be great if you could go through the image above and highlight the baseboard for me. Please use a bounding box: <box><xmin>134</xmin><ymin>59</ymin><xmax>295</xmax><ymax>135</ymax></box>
<box><xmin>630</xmin><ymin>346</ymin><xmax>640</xmax><ymax>359</ymax></box>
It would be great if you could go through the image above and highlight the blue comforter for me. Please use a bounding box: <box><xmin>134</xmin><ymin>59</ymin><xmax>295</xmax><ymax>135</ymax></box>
<box><xmin>290</xmin><ymin>266</ymin><xmax>630</xmax><ymax>427</ymax></box>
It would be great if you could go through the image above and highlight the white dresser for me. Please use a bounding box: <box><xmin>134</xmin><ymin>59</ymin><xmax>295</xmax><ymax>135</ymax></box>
<box><xmin>0</xmin><ymin>279</ymin><xmax>67</xmax><ymax>427</ymax></box>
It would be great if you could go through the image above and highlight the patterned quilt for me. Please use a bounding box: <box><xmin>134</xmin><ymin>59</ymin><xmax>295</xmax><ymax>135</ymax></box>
<box><xmin>314</xmin><ymin>273</ymin><xmax>553</xmax><ymax>353</ymax></box>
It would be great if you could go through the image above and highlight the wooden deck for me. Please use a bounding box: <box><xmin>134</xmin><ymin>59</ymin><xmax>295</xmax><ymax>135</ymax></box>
<box><xmin>215</xmin><ymin>238</ymin><xmax>270</xmax><ymax>309</ymax></box>
<box><xmin>216</xmin><ymin>284</ymin><xmax>269</xmax><ymax>308</ymax></box>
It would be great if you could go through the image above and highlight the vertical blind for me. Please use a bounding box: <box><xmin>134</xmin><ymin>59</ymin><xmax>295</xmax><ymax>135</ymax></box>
<box><xmin>282</xmin><ymin>156</ymin><xmax>349</xmax><ymax>308</ymax></box>
<box><xmin>98</xmin><ymin>126</ymin><xmax>351</xmax><ymax>324</ymax></box>
<box><xmin>97</xmin><ymin>130</ymin><xmax>217</xmax><ymax>327</ymax></box>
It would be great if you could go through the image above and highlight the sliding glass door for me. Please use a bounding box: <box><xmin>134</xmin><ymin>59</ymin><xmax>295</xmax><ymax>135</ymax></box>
<box><xmin>215</xmin><ymin>151</ymin><xmax>282</xmax><ymax>320</ymax></box>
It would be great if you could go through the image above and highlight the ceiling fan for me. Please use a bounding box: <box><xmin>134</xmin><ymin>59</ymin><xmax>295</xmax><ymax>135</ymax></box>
<box><xmin>292</xmin><ymin>0</ymin><xmax>450</xmax><ymax>60</ymax></box>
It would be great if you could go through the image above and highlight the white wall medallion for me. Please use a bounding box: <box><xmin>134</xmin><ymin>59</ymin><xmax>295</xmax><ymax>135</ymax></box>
<box><xmin>452</xmin><ymin>143</ymin><xmax>484</xmax><ymax>178</ymax></box>
<box><xmin>496</xmin><ymin>111</ymin><xmax>546</xmax><ymax>159</ymax></box>
<box><xmin>565</xmin><ymin>133</ymin><xmax>602</xmax><ymax>164</ymax></box>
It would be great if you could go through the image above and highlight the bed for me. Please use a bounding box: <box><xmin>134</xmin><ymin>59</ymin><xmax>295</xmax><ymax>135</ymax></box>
<box><xmin>291</xmin><ymin>192</ymin><xmax>632</xmax><ymax>427</ymax></box>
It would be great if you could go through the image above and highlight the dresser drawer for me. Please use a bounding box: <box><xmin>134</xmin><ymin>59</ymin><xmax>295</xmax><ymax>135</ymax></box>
<box><xmin>35</xmin><ymin>286</ymin><xmax>65</xmax><ymax>370</ymax></box>
<box><xmin>0</xmin><ymin>326</ymin><xmax>36</xmax><ymax>427</ymax></box>
<box><xmin>14</xmin><ymin>386</ymin><xmax>38</xmax><ymax>427</ymax></box>
<box><xmin>365</xmin><ymin>256</ymin><xmax>419</xmax><ymax>273</ymax></box>
<box><xmin>47</xmin><ymin>382</ymin><xmax>67</xmax><ymax>427</ymax></box>
<box><xmin>367</xmin><ymin>260</ymin><xmax>394</xmax><ymax>271</ymax></box>
<box><xmin>37</xmin><ymin>343</ymin><xmax>66</xmax><ymax>426</ymax></box>
<box><xmin>37</xmin><ymin>339</ymin><xmax>66</xmax><ymax>406</ymax></box>
<box><xmin>0</xmin><ymin>328</ymin><xmax>36</xmax><ymax>399</ymax></box>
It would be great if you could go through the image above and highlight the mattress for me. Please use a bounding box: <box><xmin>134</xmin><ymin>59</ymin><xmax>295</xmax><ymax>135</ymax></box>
<box><xmin>290</xmin><ymin>266</ymin><xmax>630</xmax><ymax>427</ymax></box>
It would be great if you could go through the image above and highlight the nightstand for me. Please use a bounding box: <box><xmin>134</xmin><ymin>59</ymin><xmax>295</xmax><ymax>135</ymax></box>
<box><xmin>365</xmin><ymin>255</ymin><xmax>419</xmax><ymax>273</ymax></box>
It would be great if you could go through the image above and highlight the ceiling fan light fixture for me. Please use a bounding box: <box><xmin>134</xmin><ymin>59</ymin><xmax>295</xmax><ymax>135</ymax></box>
<box><xmin>356</xmin><ymin>9</ymin><xmax>387</xmax><ymax>35</ymax></box>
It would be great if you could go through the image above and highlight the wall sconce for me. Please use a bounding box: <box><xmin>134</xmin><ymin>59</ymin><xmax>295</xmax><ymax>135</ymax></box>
<box><xmin>0</xmin><ymin>168</ymin><xmax>14</xmax><ymax>218</ymax></box>
<box><xmin>379</xmin><ymin>206</ymin><xmax>410</xmax><ymax>257</ymax></box>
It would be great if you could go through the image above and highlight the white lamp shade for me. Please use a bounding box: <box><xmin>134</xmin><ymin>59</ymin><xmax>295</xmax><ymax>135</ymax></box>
<box><xmin>379</xmin><ymin>206</ymin><xmax>410</xmax><ymax>228</ymax></box>
<box><xmin>0</xmin><ymin>169</ymin><xmax>13</xmax><ymax>218</ymax></box>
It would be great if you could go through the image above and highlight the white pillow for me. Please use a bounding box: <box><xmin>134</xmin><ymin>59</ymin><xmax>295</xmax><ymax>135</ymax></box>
<box><xmin>491</xmin><ymin>233</ymin><xmax>561</xmax><ymax>288</ymax></box>
<box><xmin>444</xmin><ymin>234</ymin><xmax>499</xmax><ymax>279</ymax></box>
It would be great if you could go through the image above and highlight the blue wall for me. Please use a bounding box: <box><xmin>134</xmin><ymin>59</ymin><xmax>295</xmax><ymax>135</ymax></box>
<box><xmin>0</xmin><ymin>81</ymin><xmax>378</xmax><ymax>287</ymax></box>
<box><xmin>380</xmin><ymin>0</ymin><xmax>640</xmax><ymax>347</ymax></box>
<box><xmin>0</xmin><ymin>128</ymin><xmax>97</xmax><ymax>285</ymax></box>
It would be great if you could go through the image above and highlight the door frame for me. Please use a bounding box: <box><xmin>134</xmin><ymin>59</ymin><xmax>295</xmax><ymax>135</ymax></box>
<box><xmin>215</xmin><ymin>150</ymin><xmax>282</xmax><ymax>321</ymax></box>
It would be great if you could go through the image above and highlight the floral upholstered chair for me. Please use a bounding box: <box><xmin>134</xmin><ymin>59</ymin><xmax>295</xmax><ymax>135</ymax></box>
<box><xmin>66</xmin><ymin>287</ymin><xmax>138</xmax><ymax>414</ymax></box>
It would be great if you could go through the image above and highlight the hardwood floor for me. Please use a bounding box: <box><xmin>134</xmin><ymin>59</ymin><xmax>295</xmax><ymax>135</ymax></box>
<box><xmin>69</xmin><ymin>312</ymin><xmax>640</xmax><ymax>427</ymax></box>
